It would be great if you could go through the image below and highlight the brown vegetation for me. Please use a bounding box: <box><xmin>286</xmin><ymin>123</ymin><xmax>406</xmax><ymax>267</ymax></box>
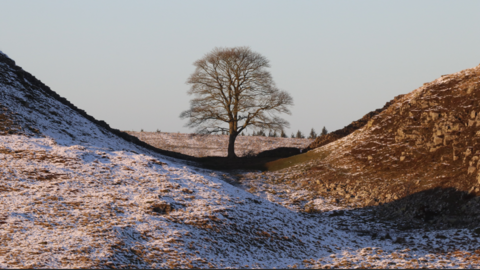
<box><xmin>305</xmin><ymin>94</ymin><xmax>404</xmax><ymax>151</ymax></box>
<box><xmin>264</xmin><ymin>64</ymin><xmax>480</xmax><ymax>229</ymax></box>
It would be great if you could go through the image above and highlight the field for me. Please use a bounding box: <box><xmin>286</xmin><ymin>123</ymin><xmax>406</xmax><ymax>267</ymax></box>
<box><xmin>125</xmin><ymin>131</ymin><xmax>313</xmax><ymax>157</ymax></box>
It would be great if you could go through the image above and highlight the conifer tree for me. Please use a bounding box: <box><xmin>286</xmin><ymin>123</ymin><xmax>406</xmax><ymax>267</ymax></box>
<box><xmin>321</xmin><ymin>126</ymin><xmax>328</xmax><ymax>136</ymax></box>
<box><xmin>308</xmin><ymin>128</ymin><xmax>317</xmax><ymax>139</ymax></box>
<box><xmin>296</xmin><ymin>130</ymin><xmax>304</xmax><ymax>138</ymax></box>
<box><xmin>280</xmin><ymin>130</ymin><xmax>287</xmax><ymax>138</ymax></box>
<box><xmin>291</xmin><ymin>133</ymin><xmax>295</xmax><ymax>138</ymax></box>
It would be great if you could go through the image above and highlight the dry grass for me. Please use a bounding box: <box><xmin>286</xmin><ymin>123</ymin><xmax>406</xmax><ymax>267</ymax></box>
<box><xmin>126</xmin><ymin>131</ymin><xmax>313</xmax><ymax>157</ymax></box>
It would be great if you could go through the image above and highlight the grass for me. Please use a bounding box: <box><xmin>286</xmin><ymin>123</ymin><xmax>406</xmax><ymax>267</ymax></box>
<box><xmin>126</xmin><ymin>131</ymin><xmax>313</xmax><ymax>158</ymax></box>
<box><xmin>264</xmin><ymin>149</ymin><xmax>331</xmax><ymax>172</ymax></box>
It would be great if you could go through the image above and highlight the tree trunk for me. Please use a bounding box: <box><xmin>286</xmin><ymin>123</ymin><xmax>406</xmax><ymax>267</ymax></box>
<box><xmin>227</xmin><ymin>133</ymin><xmax>238</xmax><ymax>158</ymax></box>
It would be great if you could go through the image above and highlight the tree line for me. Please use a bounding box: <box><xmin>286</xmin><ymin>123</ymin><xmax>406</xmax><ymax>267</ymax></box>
<box><xmin>221</xmin><ymin>126</ymin><xmax>328</xmax><ymax>138</ymax></box>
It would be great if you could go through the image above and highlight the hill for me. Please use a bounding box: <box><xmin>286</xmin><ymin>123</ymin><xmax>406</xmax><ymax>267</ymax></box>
<box><xmin>1</xmin><ymin>50</ymin><xmax>340</xmax><ymax>268</ymax></box>
<box><xmin>265</xmin><ymin>63</ymin><xmax>480</xmax><ymax>230</ymax></box>
<box><xmin>305</xmin><ymin>94</ymin><xmax>404</xmax><ymax>151</ymax></box>
<box><xmin>1</xmin><ymin>50</ymin><xmax>480</xmax><ymax>268</ymax></box>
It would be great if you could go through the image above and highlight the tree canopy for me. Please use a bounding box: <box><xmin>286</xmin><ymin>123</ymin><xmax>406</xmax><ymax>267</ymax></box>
<box><xmin>180</xmin><ymin>47</ymin><xmax>293</xmax><ymax>158</ymax></box>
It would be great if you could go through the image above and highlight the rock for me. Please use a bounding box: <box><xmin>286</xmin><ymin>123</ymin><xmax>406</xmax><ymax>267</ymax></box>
<box><xmin>400</xmin><ymin>156</ymin><xmax>405</xmax><ymax>161</ymax></box>
<box><xmin>368</xmin><ymin>155</ymin><xmax>373</xmax><ymax>160</ymax></box>
<box><xmin>467</xmin><ymin>85</ymin><xmax>476</xmax><ymax>94</ymax></box>
<box><xmin>433</xmin><ymin>136</ymin><xmax>443</xmax><ymax>146</ymax></box>
<box><xmin>465</xmin><ymin>148</ymin><xmax>473</xmax><ymax>158</ymax></box>
<box><xmin>468</xmin><ymin>166</ymin><xmax>476</xmax><ymax>175</ymax></box>
<box><xmin>430</xmin><ymin>112</ymin><xmax>439</xmax><ymax>121</ymax></box>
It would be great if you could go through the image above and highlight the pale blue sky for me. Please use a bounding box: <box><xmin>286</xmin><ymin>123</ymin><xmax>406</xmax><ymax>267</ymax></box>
<box><xmin>1</xmin><ymin>1</ymin><xmax>480</xmax><ymax>135</ymax></box>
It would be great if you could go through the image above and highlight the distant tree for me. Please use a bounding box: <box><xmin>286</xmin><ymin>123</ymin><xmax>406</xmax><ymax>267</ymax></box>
<box><xmin>280</xmin><ymin>130</ymin><xmax>287</xmax><ymax>138</ymax></box>
<box><xmin>180</xmin><ymin>46</ymin><xmax>293</xmax><ymax>158</ymax></box>
<box><xmin>268</xmin><ymin>130</ymin><xmax>277</xmax><ymax>137</ymax></box>
<box><xmin>291</xmin><ymin>133</ymin><xmax>295</xmax><ymax>138</ymax></box>
<box><xmin>296</xmin><ymin>130</ymin><xmax>304</xmax><ymax>138</ymax></box>
<box><xmin>141</xmin><ymin>129</ymin><xmax>144</xmax><ymax>132</ymax></box>
<box><xmin>308</xmin><ymin>128</ymin><xmax>317</xmax><ymax>139</ymax></box>
<box><xmin>321</xmin><ymin>126</ymin><xmax>328</xmax><ymax>136</ymax></box>
<box><xmin>156</xmin><ymin>129</ymin><xmax>161</xmax><ymax>133</ymax></box>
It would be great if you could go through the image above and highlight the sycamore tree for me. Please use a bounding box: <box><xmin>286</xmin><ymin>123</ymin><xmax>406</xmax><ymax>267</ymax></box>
<box><xmin>180</xmin><ymin>47</ymin><xmax>293</xmax><ymax>158</ymax></box>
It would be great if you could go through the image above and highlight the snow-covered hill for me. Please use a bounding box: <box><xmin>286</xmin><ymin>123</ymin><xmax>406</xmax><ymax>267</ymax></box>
<box><xmin>1</xmin><ymin>50</ymin><xmax>479</xmax><ymax>268</ymax></box>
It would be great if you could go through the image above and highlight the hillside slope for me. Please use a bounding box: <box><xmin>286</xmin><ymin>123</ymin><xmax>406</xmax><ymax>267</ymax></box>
<box><xmin>266</xmin><ymin>63</ymin><xmax>480</xmax><ymax>230</ymax></box>
<box><xmin>306</xmin><ymin>94</ymin><xmax>404</xmax><ymax>150</ymax></box>
<box><xmin>1</xmin><ymin>50</ymin><xmax>346</xmax><ymax>268</ymax></box>
<box><xmin>2</xmin><ymin>50</ymin><xmax>480</xmax><ymax>268</ymax></box>
<box><xmin>0</xmin><ymin>51</ymin><xmax>193</xmax><ymax>160</ymax></box>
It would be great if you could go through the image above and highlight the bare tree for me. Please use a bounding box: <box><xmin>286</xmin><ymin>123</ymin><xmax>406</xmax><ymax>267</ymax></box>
<box><xmin>180</xmin><ymin>47</ymin><xmax>293</xmax><ymax>158</ymax></box>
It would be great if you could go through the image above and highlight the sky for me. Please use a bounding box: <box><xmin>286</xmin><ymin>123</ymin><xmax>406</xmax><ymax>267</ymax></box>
<box><xmin>1</xmin><ymin>1</ymin><xmax>480</xmax><ymax>135</ymax></box>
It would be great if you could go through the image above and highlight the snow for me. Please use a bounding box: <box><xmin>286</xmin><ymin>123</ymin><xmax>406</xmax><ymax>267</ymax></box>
<box><xmin>2</xmin><ymin>135</ymin><xmax>478</xmax><ymax>268</ymax></box>
<box><xmin>1</xmin><ymin>52</ymin><xmax>480</xmax><ymax>268</ymax></box>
